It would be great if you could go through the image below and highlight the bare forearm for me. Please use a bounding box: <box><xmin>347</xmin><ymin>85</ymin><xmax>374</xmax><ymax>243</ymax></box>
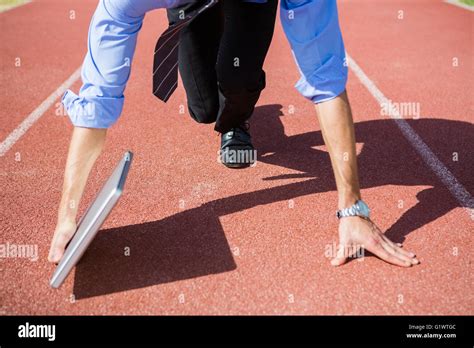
<box><xmin>315</xmin><ymin>91</ymin><xmax>361</xmax><ymax>209</ymax></box>
<box><xmin>57</xmin><ymin>127</ymin><xmax>107</xmax><ymax>224</ymax></box>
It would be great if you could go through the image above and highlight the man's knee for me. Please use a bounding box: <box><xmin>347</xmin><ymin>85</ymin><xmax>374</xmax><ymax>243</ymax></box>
<box><xmin>187</xmin><ymin>102</ymin><xmax>219</xmax><ymax>124</ymax></box>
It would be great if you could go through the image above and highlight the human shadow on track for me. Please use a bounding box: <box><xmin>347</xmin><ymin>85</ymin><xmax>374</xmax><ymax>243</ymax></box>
<box><xmin>253</xmin><ymin>104</ymin><xmax>473</xmax><ymax>248</ymax></box>
<box><xmin>73</xmin><ymin>104</ymin><xmax>473</xmax><ymax>299</ymax></box>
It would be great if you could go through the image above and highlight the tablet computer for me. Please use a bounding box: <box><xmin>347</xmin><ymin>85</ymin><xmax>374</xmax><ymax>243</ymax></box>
<box><xmin>50</xmin><ymin>151</ymin><xmax>133</xmax><ymax>288</ymax></box>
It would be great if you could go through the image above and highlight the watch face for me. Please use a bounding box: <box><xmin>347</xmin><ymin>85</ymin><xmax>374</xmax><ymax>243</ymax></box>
<box><xmin>357</xmin><ymin>200</ymin><xmax>370</xmax><ymax>217</ymax></box>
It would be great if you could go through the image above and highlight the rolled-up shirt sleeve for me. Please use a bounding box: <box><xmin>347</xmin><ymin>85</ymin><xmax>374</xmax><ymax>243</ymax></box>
<box><xmin>280</xmin><ymin>0</ymin><xmax>348</xmax><ymax>104</ymax></box>
<box><xmin>62</xmin><ymin>0</ymin><xmax>188</xmax><ymax>128</ymax></box>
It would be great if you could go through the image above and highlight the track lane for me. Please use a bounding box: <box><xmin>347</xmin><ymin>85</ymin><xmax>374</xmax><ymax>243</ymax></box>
<box><xmin>1</xmin><ymin>0</ymin><xmax>472</xmax><ymax>314</ymax></box>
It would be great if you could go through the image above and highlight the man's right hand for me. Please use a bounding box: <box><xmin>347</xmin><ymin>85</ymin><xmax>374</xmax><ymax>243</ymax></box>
<box><xmin>332</xmin><ymin>216</ymin><xmax>419</xmax><ymax>267</ymax></box>
<box><xmin>48</xmin><ymin>219</ymin><xmax>77</xmax><ymax>263</ymax></box>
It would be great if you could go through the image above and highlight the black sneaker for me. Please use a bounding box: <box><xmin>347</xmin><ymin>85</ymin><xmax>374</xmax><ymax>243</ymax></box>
<box><xmin>220</xmin><ymin>122</ymin><xmax>256</xmax><ymax>168</ymax></box>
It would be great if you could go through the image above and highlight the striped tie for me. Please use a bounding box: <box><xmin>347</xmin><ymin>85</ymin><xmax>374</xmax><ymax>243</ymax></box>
<box><xmin>153</xmin><ymin>0</ymin><xmax>218</xmax><ymax>102</ymax></box>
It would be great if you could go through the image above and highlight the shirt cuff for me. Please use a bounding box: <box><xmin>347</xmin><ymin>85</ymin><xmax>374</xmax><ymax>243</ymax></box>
<box><xmin>62</xmin><ymin>90</ymin><xmax>124</xmax><ymax>128</ymax></box>
<box><xmin>294</xmin><ymin>54</ymin><xmax>348</xmax><ymax>104</ymax></box>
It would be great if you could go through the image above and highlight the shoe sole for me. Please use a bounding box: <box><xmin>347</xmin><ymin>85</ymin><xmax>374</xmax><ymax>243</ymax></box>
<box><xmin>221</xmin><ymin>161</ymin><xmax>253</xmax><ymax>169</ymax></box>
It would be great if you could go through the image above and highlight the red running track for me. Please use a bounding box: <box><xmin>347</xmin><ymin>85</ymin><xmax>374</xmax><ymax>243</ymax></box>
<box><xmin>0</xmin><ymin>0</ymin><xmax>472</xmax><ymax>315</ymax></box>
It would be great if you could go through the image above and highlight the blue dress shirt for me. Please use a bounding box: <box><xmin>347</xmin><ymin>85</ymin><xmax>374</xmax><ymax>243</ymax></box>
<box><xmin>63</xmin><ymin>0</ymin><xmax>348</xmax><ymax>128</ymax></box>
<box><xmin>280</xmin><ymin>0</ymin><xmax>348</xmax><ymax>103</ymax></box>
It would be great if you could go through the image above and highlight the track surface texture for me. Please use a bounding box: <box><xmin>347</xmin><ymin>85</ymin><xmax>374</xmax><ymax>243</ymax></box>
<box><xmin>1</xmin><ymin>0</ymin><xmax>473</xmax><ymax>315</ymax></box>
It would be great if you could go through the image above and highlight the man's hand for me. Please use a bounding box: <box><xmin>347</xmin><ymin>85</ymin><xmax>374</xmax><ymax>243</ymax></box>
<box><xmin>48</xmin><ymin>127</ymin><xmax>107</xmax><ymax>263</ymax></box>
<box><xmin>331</xmin><ymin>216</ymin><xmax>419</xmax><ymax>267</ymax></box>
<box><xmin>48</xmin><ymin>219</ymin><xmax>77</xmax><ymax>263</ymax></box>
<box><xmin>314</xmin><ymin>93</ymin><xmax>419</xmax><ymax>268</ymax></box>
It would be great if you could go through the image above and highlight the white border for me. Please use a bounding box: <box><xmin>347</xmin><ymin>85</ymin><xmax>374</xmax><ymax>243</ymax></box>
<box><xmin>0</xmin><ymin>0</ymin><xmax>32</xmax><ymax>14</ymax></box>
<box><xmin>444</xmin><ymin>0</ymin><xmax>474</xmax><ymax>12</ymax></box>
<box><xmin>346</xmin><ymin>54</ymin><xmax>474</xmax><ymax>218</ymax></box>
<box><xmin>0</xmin><ymin>67</ymin><xmax>81</xmax><ymax>157</ymax></box>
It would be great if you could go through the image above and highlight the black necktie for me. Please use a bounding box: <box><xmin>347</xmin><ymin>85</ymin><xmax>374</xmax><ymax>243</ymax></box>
<box><xmin>153</xmin><ymin>0</ymin><xmax>218</xmax><ymax>102</ymax></box>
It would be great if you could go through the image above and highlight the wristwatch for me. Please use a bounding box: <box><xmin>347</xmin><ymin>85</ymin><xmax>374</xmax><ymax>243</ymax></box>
<box><xmin>336</xmin><ymin>199</ymin><xmax>370</xmax><ymax>219</ymax></box>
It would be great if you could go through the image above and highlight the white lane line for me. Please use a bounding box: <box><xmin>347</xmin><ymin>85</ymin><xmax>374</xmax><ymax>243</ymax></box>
<box><xmin>346</xmin><ymin>54</ymin><xmax>474</xmax><ymax>218</ymax></box>
<box><xmin>0</xmin><ymin>67</ymin><xmax>81</xmax><ymax>157</ymax></box>
<box><xmin>0</xmin><ymin>0</ymin><xmax>32</xmax><ymax>14</ymax></box>
<box><xmin>444</xmin><ymin>0</ymin><xmax>474</xmax><ymax>12</ymax></box>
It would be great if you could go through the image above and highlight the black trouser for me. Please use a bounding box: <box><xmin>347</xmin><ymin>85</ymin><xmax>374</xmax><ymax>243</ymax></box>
<box><xmin>167</xmin><ymin>0</ymin><xmax>277</xmax><ymax>133</ymax></box>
